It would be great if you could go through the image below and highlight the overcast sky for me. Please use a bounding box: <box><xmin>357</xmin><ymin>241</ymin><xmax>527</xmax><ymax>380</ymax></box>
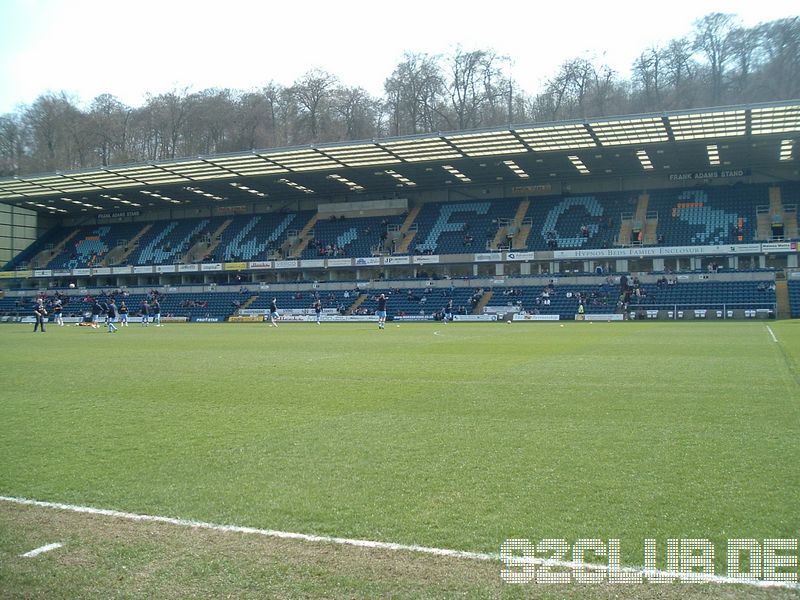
<box><xmin>0</xmin><ymin>0</ymin><xmax>797</xmax><ymax>114</ymax></box>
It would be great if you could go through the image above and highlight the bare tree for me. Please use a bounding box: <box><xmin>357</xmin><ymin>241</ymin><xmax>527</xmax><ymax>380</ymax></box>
<box><xmin>632</xmin><ymin>48</ymin><xmax>666</xmax><ymax>109</ymax></box>
<box><xmin>22</xmin><ymin>92</ymin><xmax>84</xmax><ymax>172</ymax></box>
<box><xmin>88</xmin><ymin>94</ymin><xmax>132</xmax><ymax>166</ymax></box>
<box><xmin>331</xmin><ymin>86</ymin><xmax>379</xmax><ymax>140</ymax></box>
<box><xmin>445</xmin><ymin>47</ymin><xmax>510</xmax><ymax>130</ymax></box>
<box><xmin>384</xmin><ymin>52</ymin><xmax>445</xmax><ymax>136</ymax></box>
<box><xmin>144</xmin><ymin>89</ymin><xmax>194</xmax><ymax>159</ymax></box>
<box><xmin>757</xmin><ymin>17</ymin><xmax>800</xmax><ymax>99</ymax></box>
<box><xmin>663</xmin><ymin>37</ymin><xmax>697</xmax><ymax>108</ymax></box>
<box><xmin>693</xmin><ymin>13</ymin><xmax>735</xmax><ymax>104</ymax></box>
<box><xmin>726</xmin><ymin>25</ymin><xmax>763</xmax><ymax>98</ymax></box>
<box><xmin>291</xmin><ymin>69</ymin><xmax>338</xmax><ymax>142</ymax></box>
<box><xmin>0</xmin><ymin>114</ymin><xmax>24</xmax><ymax>176</ymax></box>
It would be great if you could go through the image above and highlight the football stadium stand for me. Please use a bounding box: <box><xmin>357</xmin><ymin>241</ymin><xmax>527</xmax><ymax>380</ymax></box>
<box><xmin>0</xmin><ymin>101</ymin><xmax>797</xmax><ymax>322</ymax></box>
<box><xmin>10</xmin><ymin>183</ymin><xmax>796</xmax><ymax>270</ymax></box>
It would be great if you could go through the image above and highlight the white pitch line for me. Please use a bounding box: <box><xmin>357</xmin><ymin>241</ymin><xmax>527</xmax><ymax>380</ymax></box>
<box><xmin>1</xmin><ymin>495</ymin><xmax>798</xmax><ymax>590</ymax></box>
<box><xmin>766</xmin><ymin>325</ymin><xmax>778</xmax><ymax>343</ymax></box>
<box><xmin>21</xmin><ymin>542</ymin><xmax>62</xmax><ymax>557</ymax></box>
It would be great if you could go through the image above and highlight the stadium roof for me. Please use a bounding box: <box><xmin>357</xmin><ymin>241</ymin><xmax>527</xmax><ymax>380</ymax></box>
<box><xmin>1</xmin><ymin>100</ymin><xmax>798</xmax><ymax>216</ymax></box>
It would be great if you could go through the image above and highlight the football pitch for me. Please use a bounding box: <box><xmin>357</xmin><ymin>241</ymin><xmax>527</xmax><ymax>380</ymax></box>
<box><xmin>1</xmin><ymin>320</ymin><xmax>799</xmax><ymax>598</ymax></box>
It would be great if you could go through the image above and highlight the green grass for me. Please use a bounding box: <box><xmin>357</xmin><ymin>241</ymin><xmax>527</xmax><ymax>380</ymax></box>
<box><xmin>1</xmin><ymin>320</ymin><xmax>800</xmax><ymax>595</ymax></box>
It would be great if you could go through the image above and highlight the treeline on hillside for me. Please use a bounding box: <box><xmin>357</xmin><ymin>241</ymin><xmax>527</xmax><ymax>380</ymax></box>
<box><xmin>0</xmin><ymin>13</ymin><xmax>798</xmax><ymax>177</ymax></box>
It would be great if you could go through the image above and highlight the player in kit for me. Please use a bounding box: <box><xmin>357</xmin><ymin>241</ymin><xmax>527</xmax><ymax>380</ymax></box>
<box><xmin>269</xmin><ymin>298</ymin><xmax>279</xmax><ymax>327</ymax></box>
<box><xmin>52</xmin><ymin>299</ymin><xmax>64</xmax><ymax>326</ymax></box>
<box><xmin>141</xmin><ymin>300</ymin><xmax>150</xmax><ymax>326</ymax></box>
<box><xmin>151</xmin><ymin>298</ymin><xmax>161</xmax><ymax>326</ymax></box>
<box><xmin>313</xmin><ymin>299</ymin><xmax>322</xmax><ymax>324</ymax></box>
<box><xmin>118</xmin><ymin>301</ymin><xmax>129</xmax><ymax>326</ymax></box>
<box><xmin>106</xmin><ymin>298</ymin><xmax>118</xmax><ymax>333</ymax></box>
<box><xmin>33</xmin><ymin>299</ymin><xmax>47</xmax><ymax>332</ymax></box>
<box><xmin>91</xmin><ymin>299</ymin><xmax>104</xmax><ymax>329</ymax></box>
<box><xmin>443</xmin><ymin>298</ymin><xmax>454</xmax><ymax>324</ymax></box>
<box><xmin>376</xmin><ymin>293</ymin><xmax>387</xmax><ymax>329</ymax></box>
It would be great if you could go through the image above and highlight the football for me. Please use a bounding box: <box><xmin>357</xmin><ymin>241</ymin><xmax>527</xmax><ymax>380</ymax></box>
<box><xmin>68</xmin><ymin>283</ymin><xmax>75</xmax><ymax>289</ymax></box>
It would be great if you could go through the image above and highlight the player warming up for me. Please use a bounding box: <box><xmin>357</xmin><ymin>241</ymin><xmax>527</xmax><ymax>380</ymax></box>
<box><xmin>313</xmin><ymin>298</ymin><xmax>322</xmax><ymax>324</ymax></box>
<box><xmin>118</xmin><ymin>301</ymin><xmax>128</xmax><ymax>326</ymax></box>
<box><xmin>52</xmin><ymin>298</ymin><xmax>64</xmax><ymax>326</ymax></box>
<box><xmin>269</xmin><ymin>297</ymin><xmax>279</xmax><ymax>327</ymax></box>
<box><xmin>443</xmin><ymin>298</ymin><xmax>453</xmax><ymax>324</ymax></box>
<box><xmin>33</xmin><ymin>299</ymin><xmax>47</xmax><ymax>332</ymax></box>
<box><xmin>376</xmin><ymin>293</ymin><xmax>387</xmax><ymax>329</ymax></box>
<box><xmin>106</xmin><ymin>298</ymin><xmax>118</xmax><ymax>333</ymax></box>
<box><xmin>141</xmin><ymin>300</ymin><xmax>150</xmax><ymax>327</ymax></box>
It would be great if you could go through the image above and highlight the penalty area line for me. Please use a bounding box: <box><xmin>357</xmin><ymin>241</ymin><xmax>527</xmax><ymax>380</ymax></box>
<box><xmin>21</xmin><ymin>542</ymin><xmax>62</xmax><ymax>557</ymax></box>
<box><xmin>1</xmin><ymin>495</ymin><xmax>798</xmax><ymax>590</ymax></box>
<box><xmin>766</xmin><ymin>325</ymin><xmax>778</xmax><ymax>343</ymax></box>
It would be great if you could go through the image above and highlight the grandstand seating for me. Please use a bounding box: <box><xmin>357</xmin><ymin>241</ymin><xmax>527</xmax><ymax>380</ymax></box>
<box><xmin>520</xmin><ymin>193</ymin><xmax>629</xmax><ymax>251</ymax></box>
<box><xmin>46</xmin><ymin>222</ymin><xmax>146</xmax><ymax>269</ymax></box>
<box><xmin>647</xmin><ymin>186</ymin><xmax>765</xmax><ymax>246</ymax></box>
<box><xmin>487</xmin><ymin>280</ymin><xmax>777</xmax><ymax>319</ymax></box>
<box><xmin>409</xmin><ymin>200</ymin><xmax>518</xmax><ymax>254</ymax></box>
<box><xmin>221</xmin><ymin>212</ymin><xmax>313</xmax><ymax>262</ymax></box>
<box><xmin>248</xmin><ymin>290</ymin><xmax>348</xmax><ymax>313</ymax></box>
<box><xmin>4</xmin><ymin>227</ymin><xmax>70</xmax><ymax>270</ymax></box>
<box><xmin>3</xmin><ymin>183</ymin><xmax>796</xmax><ymax>274</ymax></box>
<box><xmin>356</xmin><ymin>287</ymin><xmax>483</xmax><ymax>317</ymax></box>
<box><xmin>789</xmin><ymin>279</ymin><xmax>800</xmax><ymax>318</ymax></box>
<box><xmin>130</xmin><ymin>218</ymin><xmax>227</xmax><ymax>265</ymax></box>
<box><xmin>303</xmin><ymin>214</ymin><xmax>406</xmax><ymax>259</ymax></box>
<box><xmin>0</xmin><ymin>276</ymin><xmax>781</xmax><ymax>322</ymax></box>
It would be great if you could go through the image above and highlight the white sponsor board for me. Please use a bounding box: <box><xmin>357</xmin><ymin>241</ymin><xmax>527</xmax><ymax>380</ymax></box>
<box><xmin>326</xmin><ymin>258</ymin><xmax>352</xmax><ymax>267</ymax></box>
<box><xmin>474</xmin><ymin>252</ymin><xmax>502</xmax><ymax>262</ymax></box>
<box><xmin>733</xmin><ymin>244</ymin><xmax>763</xmax><ymax>253</ymax></box>
<box><xmin>506</xmin><ymin>251</ymin><xmax>536</xmax><ymax>261</ymax></box>
<box><xmin>281</xmin><ymin>314</ymin><xmax>378</xmax><ymax>322</ymax></box>
<box><xmin>300</xmin><ymin>259</ymin><xmax>326</xmax><ymax>268</ymax></box>
<box><xmin>248</xmin><ymin>260</ymin><xmax>272</xmax><ymax>270</ymax></box>
<box><xmin>112</xmin><ymin>266</ymin><xmax>132</xmax><ymax>274</ymax></box>
<box><xmin>72</xmin><ymin>268</ymin><xmax>91</xmax><ymax>276</ymax></box>
<box><xmin>452</xmin><ymin>314</ymin><xmax>498</xmax><ymax>322</ymax></box>
<box><xmin>584</xmin><ymin>313</ymin><xmax>625</xmax><ymax>321</ymax></box>
<box><xmin>154</xmin><ymin>265</ymin><xmax>174</xmax><ymax>273</ymax></box>
<box><xmin>52</xmin><ymin>270</ymin><xmax>71</xmax><ymax>277</ymax></box>
<box><xmin>761</xmin><ymin>242</ymin><xmax>797</xmax><ymax>253</ymax></box>
<box><xmin>178</xmin><ymin>264</ymin><xmax>199</xmax><ymax>272</ymax></box>
<box><xmin>275</xmin><ymin>260</ymin><xmax>299</xmax><ymax>269</ymax></box>
<box><xmin>554</xmin><ymin>244</ymin><xmax>763</xmax><ymax>259</ymax></box>
<box><xmin>412</xmin><ymin>255</ymin><xmax>440</xmax><ymax>264</ymax></box>
<box><xmin>200</xmin><ymin>263</ymin><xmax>223</xmax><ymax>271</ymax></box>
<box><xmin>383</xmin><ymin>256</ymin><xmax>410</xmax><ymax>265</ymax></box>
<box><xmin>33</xmin><ymin>269</ymin><xmax>52</xmax><ymax>277</ymax></box>
<box><xmin>512</xmin><ymin>314</ymin><xmax>560</xmax><ymax>321</ymax></box>
<box><xmin>393</xmin><ymin>315</ymin><xmax>434</xmax><ymax>321</ymax></box>
<box><xmin>92</xmin><ymin>267</ymin><xmax>111</xmax><ymax>275</ymax></box>
<box><xmin>354</xmin><ymin>256</ymin><xmax>381</xmax><ymax>266</ymax></box>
